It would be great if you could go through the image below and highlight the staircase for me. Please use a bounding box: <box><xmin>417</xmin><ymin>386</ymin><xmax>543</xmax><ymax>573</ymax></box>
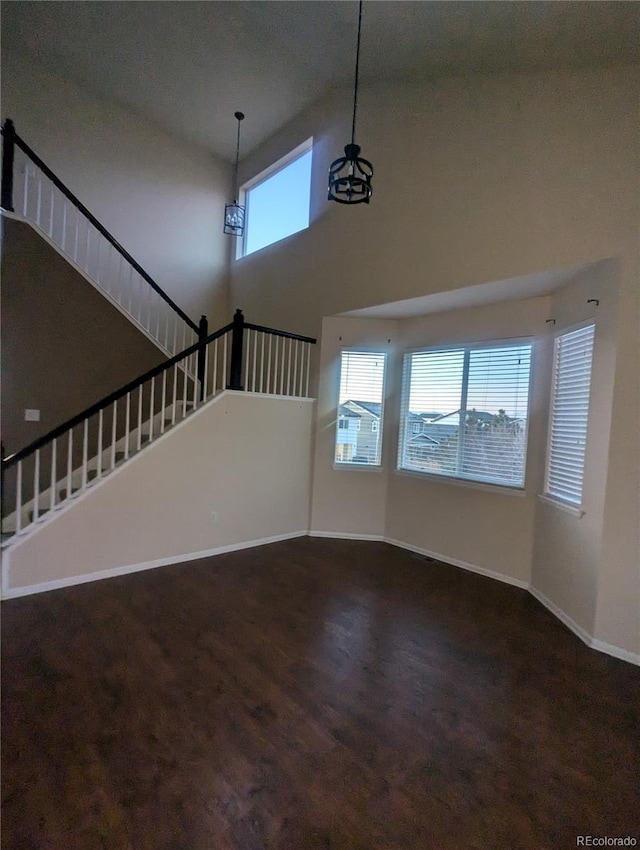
<box><xmin>1</xmin><ymin>120</ymin><xmax>317</xmax><ymax>550</ymax></box>
<box><xmin>1</xmin><ymin>119</ymin><xmax>205</xmax><ymax>357</ymax></box>
<box><xmin>1</xmin><ymin>310</ymin><xmax>316</xmax><ymax>546</ymax></box>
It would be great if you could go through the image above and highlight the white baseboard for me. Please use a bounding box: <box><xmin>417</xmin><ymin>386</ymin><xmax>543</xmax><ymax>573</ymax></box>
<box><xmin>384</xmin><ymin>536</ymin><xmax>530</xmax><ymax>589</ymax></box>
<box><xmin>312</xmin><ymin>532</ymin><xmax>639</xmax><ymax>667</ymax></box>
<box><xmin>1</xmin><ymin>531</ymin><xmax>308</xmax><ymax>600</ymax></box>
<box><xmin>528</xmin><ymin>585</ymin><xmax>640</xmax><ymax>667</ymax></box>
<box><xmin>590</xmin><ymin>638</ymin><xmax>640</xmax><ymax>667</ymax></box>
<box><xmin>4</xmin><ymin>528</ymin><xmax>637</xmax><ymax>668</ymax></box>
<box><xmin>527</xmin><ymin>585</ymin><xmax>593</xmax><ymax>647</ymax></box>
<box><xmin>309</xmin><ymin>530</ymin><xmax>385</xmax><ymax>542</ymax></box>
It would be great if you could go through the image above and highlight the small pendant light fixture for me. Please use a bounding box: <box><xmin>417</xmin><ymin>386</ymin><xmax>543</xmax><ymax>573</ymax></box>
<box><xmin>328</xmin><ymin>0</ymin><xmax>373</xmax><ymax>204</ymax></box>
<box><xmin>224</xmin><ymin>111</ymin><xmax>246</xmax><ymax>236</ymax></box>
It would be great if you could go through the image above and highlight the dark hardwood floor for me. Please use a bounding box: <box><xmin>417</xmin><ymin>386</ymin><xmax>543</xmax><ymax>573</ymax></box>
<box><xmin>2</xmin><ymin>537</ymin><xmax>639</xmax><ymax>849</ymax></box>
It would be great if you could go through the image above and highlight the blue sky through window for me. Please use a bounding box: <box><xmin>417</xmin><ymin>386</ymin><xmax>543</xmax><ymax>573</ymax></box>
<box><xmin>407</xmin><ymin>345</ymin><xmax>531</xmax><ymax>418</ymax></box>
<box><xmin>244</xmin><ymin>149</ymin><xmax>312</xmax><ymax>256</ymax></box>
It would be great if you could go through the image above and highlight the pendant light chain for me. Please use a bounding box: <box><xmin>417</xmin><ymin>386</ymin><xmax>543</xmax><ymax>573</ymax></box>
<box><xmin>232</xmin><ymin>112</ymin><xmax>243</xmax><ymax>202</ymax></box>
<box><xmin>327</xmin><ymin>0</ymin><xmax>373</xmax><ymax>205</ymax></box>
<box><xmin>351</xmin><ymin>0</ymin><xmax>363</xmax><ymax>146</ymax></box>
<box><xmin>224</xmin><ymin>111</ymin><xmax>246</xmax><ymax>236</ymax></box>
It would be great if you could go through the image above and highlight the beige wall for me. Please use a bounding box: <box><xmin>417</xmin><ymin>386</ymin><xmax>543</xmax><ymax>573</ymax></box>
<box><xmin>4</xmin><ymin>60</ymin><xmax>637</xmax><ymax>658</ymax></box>
<box><xmin>231</xmin><ymin>66</ymin><xmax>638</xmax><ymax>337</ymax></box>
<box><xmin>4</xmin><ymin>393</ymin><xmax>314</xmax><ymax>593</ymax></box>
<box><xmin>236</xmin><ymin>64</ymin><xmax>639</xmax><ymax>656</ymax></box>
<box><xmin>387</xmin><ymin>296</ymin><xmax>551</xmax><ymax>585</ymax></box>
<box><xmin>311</xmin><ymin>298</ymin><xmax>551</xmax><ymax>585</ymax></box>
<box><xmin>595</xmin><ymin>253</ymin><xmax>640</xmax><ymax>653</ymax></box>
<box><xmin>2</xmin><ymin>51</ymin><xmax>231</xmax><ymax>327</ymax></box>
<box><xmin>1</xmin><ymin>217</ymin><xmax>165</xmax><ymax>456</ymax></box>
<box><xmin>310</xmin><ymin>316</ymin><xmax>397</xmax><ymax>537</ymax></box>
<box><xmin>531</xmin><ymin>260</ymin><xmax>638</xmax><ymax>652</ymax></box>
<box><xmin>310</xmin><ymin>274</ymin><xmax>638</xmax><ymax>656</ymax></box>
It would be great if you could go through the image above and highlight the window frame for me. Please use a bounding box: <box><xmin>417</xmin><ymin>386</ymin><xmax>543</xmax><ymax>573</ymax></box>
<box><xmin>334</xmin><ymin>349</ymin><xmax>387</xmax><ymax>469</ymax></box>
<box><xmin>543</xmin><ymin>321</ymin><xmax>595</xmax><ymax>511</ymax></box>
<box><xmin>237</xmin><ymin>137</ymin><xmax>313</xmax><ymax>259</ymax></box>
<box><xmin>397</xmin><ymin>337</ymin><xmax>534</xmax><ymax>490</ymax></box>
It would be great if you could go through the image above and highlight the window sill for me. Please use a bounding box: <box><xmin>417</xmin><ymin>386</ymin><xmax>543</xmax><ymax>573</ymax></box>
<box><xmin>333</xmin><ymin>463</ymin><xmax>383</xmax><ymax>473</ymax></box>
<box><xmin>394</xmin><ymin>468</ymin><xmax>526</xmax><ymax>496</ymax></box>
<box><xmin>538</xmin><ymin>494</ymin><xmax>585</xmax><ymax>517</ymax></box>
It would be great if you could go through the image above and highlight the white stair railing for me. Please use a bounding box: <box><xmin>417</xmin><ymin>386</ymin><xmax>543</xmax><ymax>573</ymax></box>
<box><xmin>2</xmin><ymin>119</ymin><xmax>202</xmax><ymax>356</ymax></box>
<box><xmin>243</xmin><ymin>324</ymin><xmax>312</xmax><ymax>397</ymax></box>
<box><xmin>1</xmin><ymin>313</ymin><xmax>317</xmax><ymax>541</ymax></box>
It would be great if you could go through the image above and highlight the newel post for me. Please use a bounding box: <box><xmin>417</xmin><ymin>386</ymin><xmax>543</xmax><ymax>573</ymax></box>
<box><xmin>228</xmin><ymin>308</ymin><xmax>245</xmax><ymax>390</ymax></box>
<box><xmin>1</xmin><ymin>119</ymin><xmax>16</xmax><ymax>212</ymax></box>
<box><xmin>197</xmin><ymin>315</ymin><xmax>208</xmax><ymax>400</ymax></box>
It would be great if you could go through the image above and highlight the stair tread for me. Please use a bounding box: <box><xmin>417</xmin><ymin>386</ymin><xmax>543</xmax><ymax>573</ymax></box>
<box><xmin>59</xmin><ymin>488</ymin><xmax>80</xmax><ymax>499</ymax></box>
<box><xmin>28</xmin><ymin>507</ymin><xmax>51</xmax><ymax>521</ymax></box>
<box><xmin>15</xmin><ymin>424</ymin><xmax>177</xmax><ymax>522</ymax></box>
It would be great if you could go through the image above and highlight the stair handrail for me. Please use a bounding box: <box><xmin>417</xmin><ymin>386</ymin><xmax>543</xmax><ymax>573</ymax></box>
<box><xmin>225</xmin><ymin>308</ymin><xmax>318</xmax><ymax>392</ymax></box>
<box><xmin>244</xmin><ymin>321</ymin><xmax>316</xmax><ymax>342</ymax></box>
<box><xmin>1</xmin><ymin>311</ymin><xmax>316</xmax><ymax>469</ymax></box>
<box><xmin>1</xmin><ymin>323</ymin><xmax>232</xmax><ymax>469</ymax></box>
<box><xmin>1</xmin><ymin>118</ymin><xmax>199</xmax><ymax>334</ymax></box>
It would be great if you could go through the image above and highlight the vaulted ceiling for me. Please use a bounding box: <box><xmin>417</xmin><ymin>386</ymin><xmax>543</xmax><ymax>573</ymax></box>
<box><xmin>3</xmin><ymin>1</ymin><xmax>639</xmax><ymax>160</ymax></box>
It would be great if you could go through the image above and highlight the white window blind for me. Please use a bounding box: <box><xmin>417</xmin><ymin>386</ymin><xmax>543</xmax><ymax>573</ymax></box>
<box><xmin>335</xmin><ymin>352</ymin><xmax>386</xmax><ymax>465</ymax></box>
<box><xmin>545</xmin><ymin>323</ymin><xmax>595</xmax><ymax>505</ymax></box>
<box><xmin>398</xmin><ymin>342</ymin><xmax>533</xmax><ymax>487</ymax></box>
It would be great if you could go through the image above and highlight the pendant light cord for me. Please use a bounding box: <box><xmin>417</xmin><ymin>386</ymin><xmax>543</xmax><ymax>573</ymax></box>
<box><xmin>232</xmin><ymin>112</ymin><xmax>244</xmax><ymax>202</ymax></box>
<box><xmin>351</xmin><ymin>0</ymin><xmax>363</xmax><ymax>145</ymax></box>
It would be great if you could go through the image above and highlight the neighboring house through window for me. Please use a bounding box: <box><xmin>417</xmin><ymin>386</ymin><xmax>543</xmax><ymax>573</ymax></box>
<box><xmin>335</xmin><ymin>352</ymin><xmax>386</xmax><ymax>465</ymax></box>
<box><xmin>398</xmin><ymin>341</ymin><xmax>533</xmax><ymax>487</ymax></box>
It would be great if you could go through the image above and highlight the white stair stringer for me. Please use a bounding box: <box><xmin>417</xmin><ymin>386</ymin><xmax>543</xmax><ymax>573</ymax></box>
<box><xmin>1</xmin><ymin>392</ymin><xmax>315</xmax><ymax>601</ymax></box>
<box><xmin>2</xmin><ymin>210</ymin><xmax>199</xmax><ymax>360</ymax></box>
<box><xmin>1</xmin><ymin>393</ymin><xmax>216</xmax><ymax>545</ymax></box>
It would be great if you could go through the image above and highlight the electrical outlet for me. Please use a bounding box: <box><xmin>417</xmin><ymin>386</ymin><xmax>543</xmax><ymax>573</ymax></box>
<box><xmin>25</xmin><ymin>409</ymin><xmax>40</xmax><ymax>422</ymax></box>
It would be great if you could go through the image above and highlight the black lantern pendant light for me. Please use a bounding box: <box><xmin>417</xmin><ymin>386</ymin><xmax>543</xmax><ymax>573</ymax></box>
<box><xmin>328</xmin><ymin>0</ymin><xmax>373</xmax><ymax>204</ymax></box>
<box><xmin>224</xmin><ymin>111</ymin><xmax>246</xmax><ymax>236</ymax></box>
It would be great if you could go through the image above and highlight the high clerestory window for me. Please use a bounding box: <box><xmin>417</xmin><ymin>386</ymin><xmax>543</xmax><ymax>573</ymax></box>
<box><xmin>398</xmin><ymin>340</ymin><xmax>533</xmax><ymax>488</ymax></box>
<box><xmin>238</xmin><ymin>138</ymin><xmax>313</xmax><ymax>258</ymax></box>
